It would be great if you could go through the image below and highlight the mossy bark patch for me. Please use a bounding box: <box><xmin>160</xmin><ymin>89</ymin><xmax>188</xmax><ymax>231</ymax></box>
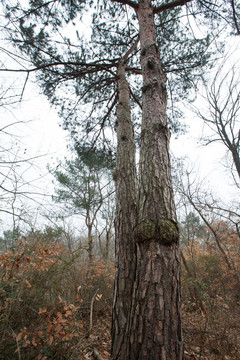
<box><xmin>135</xmin><ymin>219</ymin><xmax>156</xmax><ymax>242</ymax></box>
<box><xmin>135</xmin><ymin>219</ymin><xmax>179</xmax><ymax>245</ymax></box>
<box><xmin>157</xmin><ymin>219</ymin><xmax>179</xmax><ymax>245</ymax></box>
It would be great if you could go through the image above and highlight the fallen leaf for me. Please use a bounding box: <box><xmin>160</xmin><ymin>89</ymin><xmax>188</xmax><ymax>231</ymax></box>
<box><xmin>24</xmin><ymin>280</ymin><xmax>31</xmax><ymax>288</ymax></box>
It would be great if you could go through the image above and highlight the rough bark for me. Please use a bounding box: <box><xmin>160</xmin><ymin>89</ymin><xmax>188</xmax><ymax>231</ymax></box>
<box><xmin>111</xmin><ymin>61</ymin><xmax>137</xmax><ymax>359</ymax></box>
<box><xmin>127</xmin><ymin>1</ymin><xmax>182</xmax><ymax>359</ymax></box>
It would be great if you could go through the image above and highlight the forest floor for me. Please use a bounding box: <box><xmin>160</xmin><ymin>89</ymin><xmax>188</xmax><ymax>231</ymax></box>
<box><xmin>1</xmin><ymin>240</ymin><xmax>240</xmax><ymax>360</ymax></box>
<box><xmin>77</xmin><ymin>304</ymin><xmax>240</xmax><ymax>360</ymax></box>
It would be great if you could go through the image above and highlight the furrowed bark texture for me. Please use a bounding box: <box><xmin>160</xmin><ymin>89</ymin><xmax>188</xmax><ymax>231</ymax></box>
<box><xmin>127</xmin><ymin>1</ymin><xmax>183</xmax><ymax>359</ymax></box>
<box><xmin>111</xmin><ymin>61</ymin><xmax>137</xmax><ymax>359</ymax></box>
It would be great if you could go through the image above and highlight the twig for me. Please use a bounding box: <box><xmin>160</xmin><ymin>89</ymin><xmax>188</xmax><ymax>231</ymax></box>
<box><xmin>93</xmin><ymin>348</ymin><xmax>107</xmax><ymax>360</ymax></box>
<box><xmin>90</xmin><ymin>288</ymin><xmax>99</xmax><ymax>331</ymax></box>
<box><xmin>14</xmin><ymin>334</ymin><xmax>21</xmax><ymax>360</ymax></box>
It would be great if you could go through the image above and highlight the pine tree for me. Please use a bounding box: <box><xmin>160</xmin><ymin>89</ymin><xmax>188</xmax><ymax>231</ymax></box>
<box><xmin>1</xmin><ymin>0</ymin><xmax>239</xmax><ymax>358</ymax></box>
<box><xmin>50</xmin><ymin>146</ymin><xmax>113</xmax><ymax>263</ymax></box>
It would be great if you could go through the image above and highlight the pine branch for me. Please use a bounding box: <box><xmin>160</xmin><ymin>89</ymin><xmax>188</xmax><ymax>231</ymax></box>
<box><xmin>0</xmin><ymin>61</ymin><xmax>117</xmax><ymax>76</ymax></box>
<box><xmin>111</xmin><ymin>0</ymin><xmax>139</xmax><ymax>10</ymax></box>
<box><xmin>125</xmin><ymin>66</ymin><xmax>141</xmax><ymax>74</ymax></box>
<box><xmin>122</xmin><ymin>36</ymin><xmax>140</xmax><ymax>63</ymax></box>
<box><xmin>153</xmin><ymin>0</ymin><xmax>193</xmax><ymax>14</ymax></box>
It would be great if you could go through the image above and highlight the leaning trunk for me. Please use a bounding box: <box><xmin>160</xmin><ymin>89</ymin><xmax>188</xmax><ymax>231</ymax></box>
<box><xmin>127</xmin><ymin>1</ymin><xmax>182</xmax><ymax>359</ymax></box>
<box><xmin>111</xmin><ymin>61</ymin><xmax>137</xmax><ymax>359</ymax></box>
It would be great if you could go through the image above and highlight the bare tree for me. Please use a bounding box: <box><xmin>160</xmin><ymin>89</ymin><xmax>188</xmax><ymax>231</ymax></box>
<box><xmin>0</xmin><ymin>73</ymin><xmax>52</xmax><ymax>237</ymax></box>
<box><xmin>0</xmin><ymin>35</ymin><xmax>68</xmax><ymax>239</ymax></box>
<box><xmin>194</xmin><ymin>56</ymin><xmax>240</xmax><ymax>186</ymax></box>
<box><xmin>174</xmin><ymin>161</ymin><xmax>240</xmax><ymax>288</ymax></box>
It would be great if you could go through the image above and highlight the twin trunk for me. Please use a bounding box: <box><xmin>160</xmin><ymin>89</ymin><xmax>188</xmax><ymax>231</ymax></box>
<box><xmin>112</xmin><ymin>1</ymin><xmax>182</xmax><ymax>359</ymax></box>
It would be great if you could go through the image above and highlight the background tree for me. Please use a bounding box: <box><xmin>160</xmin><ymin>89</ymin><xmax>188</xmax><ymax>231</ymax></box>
<box><xmin>193</xmin><ymin>57</ymin><xmax>240</xmax><ymax>186</ymax></box>
<box><xmin>0</xmin><ymin>37</ymin><xmax>60</xmax><ymax>235</ymax></box>
<box><xmin>180</xmin><ymin>211</ymin><xmax>207</xmax><ymax>256</ymax></box>
<box><xmin>0</xmin><ymin>86</ymin><xmax>50</xmax><ymax>235</ymax></box>
<box><xmin>175</xmin><ymin>160</ymin><xmax>240</xmax><ymax>289</ymax></box>
<box><xmin>50</xmin><ymin>146</ymin><xmax>114</xmax><ymax>264</ymax></box>
<box><xmin>96</xmin><ymin>194</ymin><xmax>115</xmax><ymax>261</ymax></box>
<box><xmin>179</xmin><ymin>211</ymin><xmax>209</xmax><ymax>312</ymax></box>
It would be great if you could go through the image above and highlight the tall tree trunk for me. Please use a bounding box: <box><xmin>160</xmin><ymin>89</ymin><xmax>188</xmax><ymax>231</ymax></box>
<box><xmin>111</xmin><ymin>61</ymin><xmax>137</xmax><ymax>359</ymax></box>
<box><xmin>87</xmin><ymin>223</ymin><xmax>94</xmax><ymax>265</ymax></box>
<box><xmin>127</xmin><ymin>1</ymin><xmax>182</xmax><ymax>359</ymax></box>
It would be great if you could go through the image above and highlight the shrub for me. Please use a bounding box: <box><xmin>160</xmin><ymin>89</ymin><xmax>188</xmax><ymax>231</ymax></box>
<box><xmin>0</xmin><ymin>236</ymin><xmax>114</xmax><ymax>359</ymax></box>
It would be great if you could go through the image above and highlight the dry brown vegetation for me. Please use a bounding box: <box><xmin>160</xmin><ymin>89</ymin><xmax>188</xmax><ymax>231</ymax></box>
<box><xmin>0</xmin><ymin>235</ymin><xmax>113</xmax><ymax>360</ymax></box>
<box><xmin>0</xmin><ymin>221</ymin><xmax>239</xmax><ymax>360</ymax></box>
<box><xmin>181</xmin><ymin>220</ymin><xmax>240</xmax><ymax>360</ymax></box>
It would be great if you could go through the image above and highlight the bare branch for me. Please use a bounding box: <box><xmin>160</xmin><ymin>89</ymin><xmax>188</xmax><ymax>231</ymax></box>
<box><xmin>0</xmin><ymin>60</ymin><xmax>117</xmax><ymax>76</ymax></box>
<box><xmin>122</xmin><ymin>36</ymin><xmax>139</xmax><ymax>63</ymax></box>
<box><xmin>0</xmin><ymin>153</ymin><xmax>48</xmax><ymax>165</ymax></box>
<box><xmin>125</xmin><ymin>66</ymin><xmax>141</xmax><ymax>74</ymax></box>
<box><xmin>20</xmin><ymin>72</ymin><xmax>29</xmax><ymax>101</ymax></box>
<box><xmin>192</xmin><ymin>59</ymin><xmax>240</xmax><ymax>182</ymax></box>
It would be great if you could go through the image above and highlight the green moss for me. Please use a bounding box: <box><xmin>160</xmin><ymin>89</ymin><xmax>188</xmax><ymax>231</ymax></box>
<box><xmin>135</xmin><ymin>219</ymin><xmax>156</xmax><ymax>242</ymax></box>
<box><xmin>135</xmin><ymin>219</ymin><xmax>179</xmax><ymax>246</ymax></box>
<box><xmin>157</xmin><ymin>219</ymin><xmax>179</xmax><ymax>245</ymax></box>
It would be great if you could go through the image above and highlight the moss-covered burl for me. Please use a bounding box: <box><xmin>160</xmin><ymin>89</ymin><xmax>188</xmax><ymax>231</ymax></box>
<box><xmin>135</xmin><ymin>218</ymin><xmax>179</xmax><ymax>245</ymax></box>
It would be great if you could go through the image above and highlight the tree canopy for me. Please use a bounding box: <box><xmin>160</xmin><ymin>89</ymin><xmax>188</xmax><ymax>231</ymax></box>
<box><xmin>2</xmin><ymin>0</ymin><xmax>238</xmax><ymax>149</ymax></box>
